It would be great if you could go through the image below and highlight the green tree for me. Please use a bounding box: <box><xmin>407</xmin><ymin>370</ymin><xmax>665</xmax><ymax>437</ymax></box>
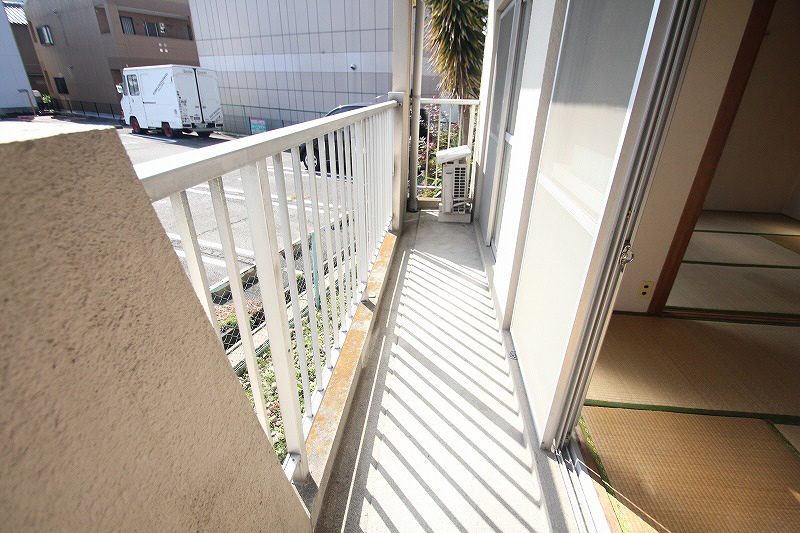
<box><xmin>426</xmin><ymin>0</ymin><xmax>488</xmax><ymax>99</ymax></box>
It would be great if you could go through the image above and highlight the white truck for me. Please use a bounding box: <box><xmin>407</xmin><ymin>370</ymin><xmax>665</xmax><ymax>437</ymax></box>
<box><xmin>119</xmin><ymin>65</ymin><xmax>223</xmax><ymax>138</ymax></box>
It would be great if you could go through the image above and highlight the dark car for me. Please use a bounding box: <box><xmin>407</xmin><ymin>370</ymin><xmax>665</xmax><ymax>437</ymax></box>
<box><xmin>299</xmin><ymin>104</ymin><xmax>366</xmax><ymax>172</ymax></box>
<box><xmin>300</xmin><ymin>103</ymin><xmax>429</xmax><ymax>172</ymax></box>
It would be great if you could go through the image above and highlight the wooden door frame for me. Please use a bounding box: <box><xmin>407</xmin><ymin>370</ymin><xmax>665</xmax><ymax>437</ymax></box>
<box><xmin>648</xmin><ymin>0</ymin><xmax>775</xmax><ymax>313</ymax></box>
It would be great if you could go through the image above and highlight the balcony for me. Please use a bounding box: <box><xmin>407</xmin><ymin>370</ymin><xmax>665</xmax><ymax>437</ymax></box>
<box><xmin>133</xmin><ymin>100</ymin><xmax>575</xmax><ymax>528</ymax></box>
<box><xmin>0</xmin><ymin>94</ymin><xmax>572</xmax><ymax>530</ymax></box>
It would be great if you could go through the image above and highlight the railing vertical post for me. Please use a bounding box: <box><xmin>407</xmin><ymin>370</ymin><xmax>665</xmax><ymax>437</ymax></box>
<box><xmin>425</xmin><ymin>109</ymin><xmax>431</xmax><ymax>193</ymax></box>
<box><xmin>380</xmin><ymin>113</ymin><xmax>386</xmax><ymax>226</ymax></box>
<box><xmin>316</xmin><ymin>134</ymin><xmax>341</xmax><ymax>349</ymax></box>
<box><xmin>366</xmin><ymin>117</ymin><xmax>374</xmax><ymax>257</ymax></box>
<box><xmin>352</xmin><ymin>121</ymin><xmax>369</xmax><ymax>291</ymax></box>
<box><xmin>241</xmin><ymin>160</ymin><xmax>309</xmax><ymax>481</ymax></box>
<box><xmin>288</xmin><ymin>149</ymin><xmax>324</xmax><ymax>390</ymax></box>
<box><xmin>378</xmin><ymin>114</ymin><xmax>384</xmax><ymax>233</ymax></box>
<box><xmin>327</xmin><ymin>133</ymin><xmax>347</xmax><ymax>333</ymax></box>
<box><xmin>301</xmin><ymin>142</ymin><xmax>334</xmax><ymax>367</ymax></box>
<box><xmin>310</xmin><ymin>234</ymin><xmax>321</xmax><ymax>309</ymax></box>
<box><xmin>446</xmin><ymin>104</ymin><xmax>453</xmax><ymax>148</ymax></box>
<box><xmin>467</xmin><ymin>104</ymin><xmax>477</xmax><ymax>200</ymax></box>
<box><xmin>270</xmin><ymin>153</ymin><xmax>311</xmax><ymax>412</ymax></box>
<box><xmin>364</xmin><ymin>118</ymin><xmax>374</xmax><ymax>259</ymax></box>
<box><xmin>385</xmin><ymin>110</ymin><xmax>392</xmax><ymax>228</ymax></box>
<box><xmin>169</xmin><ymin>191</ymin><xmax>218</xmax><ymax>336</ymax></box>
<box><xmin>336</xmin><ymin>128</ymin><xmax>353</xmax><ymax>318</ymax></box>
<box><xmin>343</xmin><ymin>125</ymin><xmax>360</xmax><ymax>302</ymax></box>
<box><xmin>208</xmin><ymin>177</ymin><xmax>271</xmax><ymax>438</ymax></box>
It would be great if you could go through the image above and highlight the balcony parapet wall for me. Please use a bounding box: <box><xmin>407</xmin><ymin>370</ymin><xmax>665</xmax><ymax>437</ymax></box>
<box><xmin>0</xmin><ymin>124</ymin><xmax>311</xmax><ymax>532</ymax></box>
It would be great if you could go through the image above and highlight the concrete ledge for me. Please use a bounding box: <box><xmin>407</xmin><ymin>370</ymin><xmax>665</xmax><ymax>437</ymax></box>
<box><xmin>304</xmin><ymin>232</ymin><xmax>399</xmax><ymax>525</ymax></box>
<box><xmin>417</xmin><ymin>197</ymin><xmax>441</xmax><ymax>210</ymax></box>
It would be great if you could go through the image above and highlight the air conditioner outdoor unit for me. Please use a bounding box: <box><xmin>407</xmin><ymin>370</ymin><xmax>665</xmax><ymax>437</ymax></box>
<box><xmin>435</xmin><ymin>145</ymin><xmax>472</xmax><ymax>224</ymax></box>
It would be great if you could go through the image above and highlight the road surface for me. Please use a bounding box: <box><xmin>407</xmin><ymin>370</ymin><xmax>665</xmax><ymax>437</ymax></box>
<box><xmin>119</xmin><ymin>127</ymin><xmax>342</xmax><ymax>291</ymax></box>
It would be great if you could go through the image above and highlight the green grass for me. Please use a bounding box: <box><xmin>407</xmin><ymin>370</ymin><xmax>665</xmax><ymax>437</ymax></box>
<box><xmin>236</xmin><ymin>285</ymin><xmax>345</xmax><ymax>463</ymax></box>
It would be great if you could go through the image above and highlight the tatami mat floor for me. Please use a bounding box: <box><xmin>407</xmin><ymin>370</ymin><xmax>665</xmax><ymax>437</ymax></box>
<box><xmin>584</xmin><ymin>211</ymin><xmax>800</xmax><ymax>532</ymax></box>
<box><xmin>694</xmin><ymin>211</ymin><xmax>800</xmax><ymax>235</ymax></box>
<box><xmin>667</xmin><ymin>211</ymin><xmax>800</xmax><ymax>316</ymax></box>
<box><xmin>586</xmin><ymin>314</ymin><xmax>800</xmax><ymax>418</ymax></box>
<box><xmin>581</xmin><ymin>407</ymin><xmax>800</xmax><ymax>533</ymax></box>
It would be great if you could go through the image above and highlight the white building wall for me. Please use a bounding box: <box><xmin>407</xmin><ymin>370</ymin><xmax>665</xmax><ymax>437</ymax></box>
<box><xmin>0</xmin><ymin>9</ymin><xmax>34</xmax><ymax>113</ymax></box>
<box><xmin>189</xmin><ymin>0</ymin><xmax>440</xmax><ymax>134</ymax></box>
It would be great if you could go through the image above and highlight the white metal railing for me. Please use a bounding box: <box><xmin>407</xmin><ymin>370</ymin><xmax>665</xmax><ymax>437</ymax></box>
<box><xmin>136</xmin><ymin>101</ymin><xmax>396</xmax><ymax>481</ymax></box>
<box><xmin>416</xmin><ymin>98</ymin><xmax>479</xmax><ymax>199</ymax></box>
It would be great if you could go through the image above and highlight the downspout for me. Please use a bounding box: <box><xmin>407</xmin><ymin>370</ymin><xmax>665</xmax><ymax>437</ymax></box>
<box><xmin>407</xmin><ymin>0</ymin><xmax>425</xmax><ymax>212</ymax></box>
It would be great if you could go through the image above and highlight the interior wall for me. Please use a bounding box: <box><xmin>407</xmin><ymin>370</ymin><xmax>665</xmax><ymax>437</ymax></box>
<box><xmin>703</xmin><ymin>0</ymin><xmax>800</xmax><ymax>214</ymax></box>
<box><xmin>614</xmin><ymin>0</ymin><xmax>754</xmax><ymax>312</ymax></box>
<box><xmin>0</xmin><ymin>124</ymin><xmax>310</xmax><ymax>532</ymax></box>
<box><xmin>783</xmin><ymin>177</ymin><xmax>800</xmax><ymax>219</ymax></box>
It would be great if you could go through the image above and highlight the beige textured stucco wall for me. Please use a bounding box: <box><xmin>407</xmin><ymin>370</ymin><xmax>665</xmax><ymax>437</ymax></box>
<box><xmin>704</xmin><ymin>0</ymin><xmax>800</xmax><ymax>214</ymax></box>
<box><xmin>614</xmin><ymin>0</ymin><xmax>754</xmax><ymax>312</ymax></box>
<box><xmin>0</xmin><ymin>125</ymin><xmax>310</xmax><ymax>532</ymax></box>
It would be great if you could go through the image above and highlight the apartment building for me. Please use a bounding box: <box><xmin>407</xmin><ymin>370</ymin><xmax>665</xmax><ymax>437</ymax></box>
<box><xmin>4</xmin><ymin>1</ymin><xmax>45</xmax><ymax>94</ymax></box>
<box><xmin>188</xmin><ymin>0</ymin><xmax>442</xmax><ymax>133</ymax></box>
<box><xmin>25</xmin><ymin>0</ymin><xmax>199</xmax><ymax>110</ymax></box>
<box><xmin>0</xmin><ymin>0</ymin><xmax>34</xmax><ymax>113</ymax></box>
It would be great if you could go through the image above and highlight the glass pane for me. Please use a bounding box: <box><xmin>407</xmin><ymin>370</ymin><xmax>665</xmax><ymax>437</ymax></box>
<box><xmin>489</xmin><ymin>6</ymin><xmax>515</xmax><ymax>137</ymax></box>
<box><xmin>537</xmin><ymin>0</ymin><xmax>657</xmax><ymax>224</ymax></box>
<box><xmin>491</xmin><ymin>142</ymin><xmax>513</xmax><ymax>254</ymax></box>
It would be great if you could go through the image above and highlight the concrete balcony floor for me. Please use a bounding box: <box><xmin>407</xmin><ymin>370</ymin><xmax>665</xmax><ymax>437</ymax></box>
<box><xmin>316</xmin><ymin>211</ymin><xmax>576</xmax><ymax>532</ymax></box>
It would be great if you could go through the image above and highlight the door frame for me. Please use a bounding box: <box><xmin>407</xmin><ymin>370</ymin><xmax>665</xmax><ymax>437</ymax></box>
<box><xmin>648</xmin><ymin>0</ymin><xmax>776</xmax><ymax>313</ymax></box>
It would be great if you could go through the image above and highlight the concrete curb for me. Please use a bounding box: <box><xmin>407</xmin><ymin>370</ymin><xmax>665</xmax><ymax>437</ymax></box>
<box><xmin>302</xmin><ymin>231</ymin><xmax>400</xmax><ymax>525</ymax></box>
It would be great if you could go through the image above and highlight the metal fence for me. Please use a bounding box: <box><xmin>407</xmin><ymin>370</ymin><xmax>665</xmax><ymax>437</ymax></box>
<box><xmin>135</xmin><ymin>101</ymin><xmax>396</xmax><ymax>481</ymax></box>
<box><xmin>415</xmin><ymin>98</ymin><xmax>480</xmax><ymax>200</ymax></box>
<box><xmin>50</xmin><ymin>98</ymin><xmax>123</xmax><ymax>121</ymax></box>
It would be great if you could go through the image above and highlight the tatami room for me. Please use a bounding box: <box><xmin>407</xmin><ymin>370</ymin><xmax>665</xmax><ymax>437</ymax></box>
<box><xmin>573</xmin><ymin>0</ymin><xmax>800</xmax><ymax>530</ymax></box>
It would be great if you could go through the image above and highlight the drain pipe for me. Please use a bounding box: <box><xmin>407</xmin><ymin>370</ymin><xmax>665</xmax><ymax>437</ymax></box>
<box><xmin>407</xmin><ymin>0</ymin><xmax>425</xmax><ymax>212</ymax></box>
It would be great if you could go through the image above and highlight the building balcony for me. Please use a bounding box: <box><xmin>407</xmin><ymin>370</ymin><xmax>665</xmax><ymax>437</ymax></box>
<box><xmin>134</xmin><ymin>97</ymin><xmax>575</xmax><ymax>529</ymax></box>
<box><xmin>0</xmin><ymin>94</ymin><xmax>575</xmax><ymax>530</ymax></box>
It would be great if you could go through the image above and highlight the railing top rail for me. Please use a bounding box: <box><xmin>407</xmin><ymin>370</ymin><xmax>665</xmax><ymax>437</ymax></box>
<box><xmin>136</xmin><ymin>100</ymin><xmax>397</xmax><ymax>202</ymax></box>
<box><xmin>418</xmin><ymin>97</ymin><xmax>480</xmax><ymax>105</ymax></box>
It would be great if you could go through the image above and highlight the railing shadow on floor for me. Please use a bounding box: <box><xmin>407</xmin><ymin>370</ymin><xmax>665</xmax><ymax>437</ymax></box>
<box><xmin>315</xmin><ymin>212</ymin><xmax>575</xmax><ymax>533</ymax></box>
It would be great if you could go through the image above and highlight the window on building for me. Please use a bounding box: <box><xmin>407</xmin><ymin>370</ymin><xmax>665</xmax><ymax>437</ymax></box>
<box><xmin>54</xmin><ymin>77</ymin><xmax>68</xmax><ymax>94</ymax></box>
<box><xmin>126</xmin><ymin>74</ymin><xmax>139</xmax><ymax>96</ymax></box>
<box><xmin>95</xmin><ymin>7</ymin><xmax>110</xmax><ymax>34</ymax></box>
<box><xmin>120</xmin><ymin>16</ymin><xmax>135</xmax><ymax>35</ymax></box>
<box><xmin>144</xmin><ymin>21</ymin><xmax>159</xmax><ymax>37</ymax></box>
<box><xmin>36</xmin><ymin>25</ymin><xmax>54</xmax><ymax>45</ymax></box>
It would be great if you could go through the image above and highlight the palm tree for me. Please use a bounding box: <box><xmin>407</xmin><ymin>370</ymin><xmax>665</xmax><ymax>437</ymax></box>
<box><xmin>425</xmin><ymin>0</ymin><xmax>488</xmax><ymax>99</ymax></box>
